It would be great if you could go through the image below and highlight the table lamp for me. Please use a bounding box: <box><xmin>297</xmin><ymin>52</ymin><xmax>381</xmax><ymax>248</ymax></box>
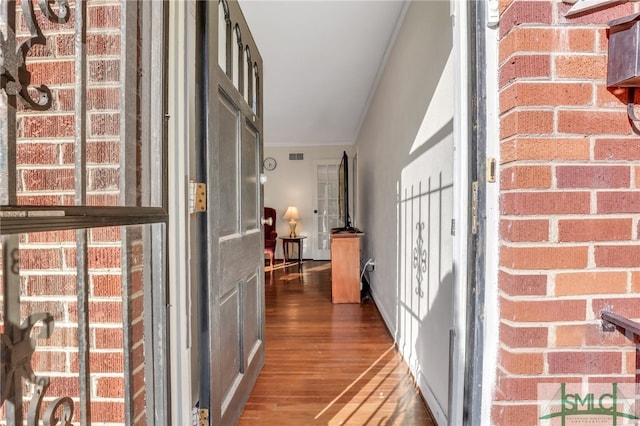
<box><xmin>283</xmin><ymin>206</ymin><xmax>299</xmax><ymax>237</ymax></box>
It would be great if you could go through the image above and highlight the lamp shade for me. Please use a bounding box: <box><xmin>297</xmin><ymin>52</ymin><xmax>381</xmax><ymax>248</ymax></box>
<box><xmin>283</xmin><ymin>206</ymin><xmax>299</xmax><ymax>220</ymax></box>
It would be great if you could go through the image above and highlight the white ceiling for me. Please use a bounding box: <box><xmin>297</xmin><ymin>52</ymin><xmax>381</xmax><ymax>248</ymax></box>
<box><xmin>238</xmin><ymin>1</ymin><xmax>407</xmax><ymax>147</ymax></box>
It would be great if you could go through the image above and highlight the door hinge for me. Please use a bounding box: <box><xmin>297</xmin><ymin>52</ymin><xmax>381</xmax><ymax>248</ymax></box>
<box><xmin>198</xmin><ymin>408</ymin><xmax>209</xmax><ymax>426</ymax></box>
<box><xmin>471</xmin><ymin>181</ymin><xmax>479</xmax><ymax>235</ymax></box>
<box><xmin>189</xmin><ymin>181</ymin><xmax>207</xmax><ymax>214</ymax></box>
<box><xmin>451</xmin><ymin>218</ymin><xmax>456</xmax><ymax>236</ymax></box>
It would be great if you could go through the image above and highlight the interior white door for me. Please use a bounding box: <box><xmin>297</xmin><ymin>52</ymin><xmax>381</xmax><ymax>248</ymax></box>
<box><xmin>312</xmin><ymin>160</ymin><xmax>340</xmax><ymax>260</ymax></box>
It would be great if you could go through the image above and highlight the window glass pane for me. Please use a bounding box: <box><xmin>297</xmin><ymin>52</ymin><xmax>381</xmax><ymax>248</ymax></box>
<box><xmin>218</xmin><ymin>1</ymin><xmax>227</xmax><ymax>73</ymax></box>
<box><xmin>317</xmin><ymin>234</ymin><xmax>329</xmax><ymax>251</ymax></box>
<box><xmin>328</xmin><ymin>200</ymin><xmax>339</xmax><ymax>217</ymax></box>
<box><xmin>2</xmin><ymin>1</ymin><xmax>162</xmax><ymax>208</ymax></box>
<box><xmin>317</xmin><ymin>199</ymin><xmax>327</xmax><ymax>214</ymax></box>
<box><xmin>327</xmin><ymin>181</ymin><xmax>338</xmax><ymax>199</ymax></box>
<box><xmin>317</xmin><ymin>182</ymin><xmax>327</xmax><ymax>198</ymax></box>
<box><xmin>2</xmin><ymin>223</ymin><xmax>165</xmax><ymax>424</ymax></box>
<box><xmin>327</xmin><ymin>164</ymin><xmax>338</xmax><ymax>176</ymax></box>
<box><xmin>232</xmin><ymin>27</ymin><xmax>240</xmax><ymax>89</ymax></box>
<box><xmin>317</xmin><ymin>165</ymin><xmax>327</xmax><ymax>182</ymax></box>
<box><xmin>252</xmin><ymin>65</ymin><xmax>258</xmax><ymax>114</ymax></box>
<box><xmin>244</xmin><ymin>48</ymin><xmax>250</xmax><ymax>103</ymax></box>
<box><xmin>85</xmin><ymin>2</ymin><xmax>123</xmax><ymax>207</ymax></box>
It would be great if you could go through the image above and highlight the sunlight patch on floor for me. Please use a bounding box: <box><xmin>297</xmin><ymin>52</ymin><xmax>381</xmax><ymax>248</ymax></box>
<box><xmin>315</xmin><ymin>345</ymin><xmax>398</xmax><ymax>422</ymax></box>
<box><xmin>265</xmin><ymin>260</ymin><xmax>331</xmax><ymax>282</ymax></box>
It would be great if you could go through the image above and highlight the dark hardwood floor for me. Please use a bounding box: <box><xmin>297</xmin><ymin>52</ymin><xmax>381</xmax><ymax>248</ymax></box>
<box><xmin>238</xmin><ymin>260</ymin><xmax>436</xmax><ymax>425</ymax></box>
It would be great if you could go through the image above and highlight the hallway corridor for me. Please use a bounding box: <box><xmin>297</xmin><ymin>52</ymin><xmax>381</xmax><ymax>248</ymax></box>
<box><xmin>238</xmin><ymin>261</ymin><xmax>436</xmax><ymax>425</ymax></box>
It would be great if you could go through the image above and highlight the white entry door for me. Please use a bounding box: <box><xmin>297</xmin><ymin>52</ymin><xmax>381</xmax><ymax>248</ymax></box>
<box><xmin>312</xmin><ymin>160</ymin><xmax>340</xmax><ymax>260</ymax></box>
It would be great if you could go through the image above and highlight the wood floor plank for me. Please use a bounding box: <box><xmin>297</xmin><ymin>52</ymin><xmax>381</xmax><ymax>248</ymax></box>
<box><xmin>238</xmin><ymin>261</ymin><xmax>436</xmax><ymax>425</ymax></box>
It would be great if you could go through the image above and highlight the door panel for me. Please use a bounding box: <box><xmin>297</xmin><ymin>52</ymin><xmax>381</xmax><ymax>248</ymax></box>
<box><xmin>242</xmin><ymin>123</ymin><xmax>259</xmax><ymax>232</ymax></box>
<box><xmin>218</xmin><ymin>94</ymin><xmax>240</xmax><ymax>237</ymax></box>
<box><xmin>220</xmin><ymin>233</ymin><xmax>262</xmax><ymax>289</ymax></box>
<box><xmin>242</xmin><ymin>273</ymin><xmax>261</xmax><ymax>365</ymax></box>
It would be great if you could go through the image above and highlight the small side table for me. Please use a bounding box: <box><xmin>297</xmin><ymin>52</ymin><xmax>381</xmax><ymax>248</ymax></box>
<box><xmin>280</xmin><ymin>236</ymin><xmax>307</xmax><ymax>270</ymax></box>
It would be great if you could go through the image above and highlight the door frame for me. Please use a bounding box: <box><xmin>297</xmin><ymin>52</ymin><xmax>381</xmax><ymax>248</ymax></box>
<box><xmin>450</xmin><ymin>0</ymin><xmax>474</xmax><ymax>424</ymax></box>
<box><xmin>466</xmin><ymin>1</ymin><xmax>500</xmax><ymax>424</ymax></box>
<box><xmin>168</xmin><ymin>1</ymin><xmax>266</xmax><ymax>423</ymax></box>
<box><xmin>450</xmin><ymin>0</ymin><xmax>495</xmax><ymax>424</ymax></box>
<box><xmin>167</xmin><ymin>1</ymin><xmax>197</xmax><ymax>425</ymax></box>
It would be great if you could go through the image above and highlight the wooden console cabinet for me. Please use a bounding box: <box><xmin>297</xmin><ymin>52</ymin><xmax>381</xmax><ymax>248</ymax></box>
<box><xmin>331</xmin><ymin>233</ymin><xmax>363</xmax><ymax>303</ymax></box>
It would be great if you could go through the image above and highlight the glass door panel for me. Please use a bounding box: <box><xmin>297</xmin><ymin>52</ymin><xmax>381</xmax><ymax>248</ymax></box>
<box><xmin>1</xmin><ymin>0</ymin><xmax>164</xmax><ymax>208</ymax></box>
<box><xmin>1</xmin><ymin>224</ymin><xmax>165</xmax><ymax>425</ymax></box>
<box><xmin>313</xmin><ymin>161</ymin><xmax>339</xmax><ymax>260</ymax></box>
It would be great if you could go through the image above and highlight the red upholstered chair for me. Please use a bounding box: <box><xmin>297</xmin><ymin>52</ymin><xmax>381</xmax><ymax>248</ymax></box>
<box><xmin>264</xmin><ymin>207</ymin><xmax>277</xmax><ymax>267</ymax></box>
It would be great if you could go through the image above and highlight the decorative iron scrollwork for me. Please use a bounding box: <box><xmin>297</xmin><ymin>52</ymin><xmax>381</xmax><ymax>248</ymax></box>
<box><xmin>0</xmin><ymin>312</ymin><xmax>55</xmax><ymax>406</ymax></box>
<box><xmin>43</xmin><ymin>396</ymin><xmax>74</xmax><ymax>426</ymax></box>
<box><xmin>1</xmin><ymin>311</ymin><xmax>73</xmax><ymax>425</ymax></box>
<box><xmin>413</xmin><ymin>222</ymin><xmax>427</xmax><ymax>298</ymax></box>
<box><xmin>28</xmin><ymin>380</ymin><xmax>74</xmax><ymax>426</ymax></box>
<box><xmin>0</xmin><ymin>0</ymin><xmax>70</xmax><ymax>110</ymax></box>
<box><xmin>10</xmin><ymin>247</ymin><xmax>19</xmax><ymax>274</ymax></box>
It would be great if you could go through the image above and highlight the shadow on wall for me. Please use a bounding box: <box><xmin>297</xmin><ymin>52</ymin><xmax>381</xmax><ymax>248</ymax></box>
<box><xmin>356</xmin><ymin>2</ymin><xmax>457</xmax><ymax>420</ymax></box>
<box><xmin>395</xmin><ymin>127</ymin><xmax>454</xmax><ymax>424</ymax></box>
<box><xmin>415</xmin><ymin>271</ymin><xmax>453</xmax><ymax>413</ymax></box>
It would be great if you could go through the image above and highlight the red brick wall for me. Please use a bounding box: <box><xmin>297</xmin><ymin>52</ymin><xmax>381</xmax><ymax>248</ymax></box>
<box><xmin>495</xmin><ymin>0</ymin><xmax>640</xmax><ymax>424</ymax></box>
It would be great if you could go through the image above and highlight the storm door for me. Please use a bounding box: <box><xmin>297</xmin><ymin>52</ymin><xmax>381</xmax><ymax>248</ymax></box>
<box><xmin>195</xmin><ymin>1</ymin><xmax>265</xmax><ymax>424</ymax></box>
<box><xmin>0</xmin><ymin>1</ymin><xmax>169</xmax><ymax>425</ymax></box>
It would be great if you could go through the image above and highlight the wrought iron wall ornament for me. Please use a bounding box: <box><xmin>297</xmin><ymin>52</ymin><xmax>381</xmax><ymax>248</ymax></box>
<box><xmin>413</xmin><ymin>221</ymin><xmax>427</xmax><ymax>298</ymax></box>
<box><xmin>0</xmin><ymin>0</ymin><xmax>69</xmax><ymax>110</ymax></box>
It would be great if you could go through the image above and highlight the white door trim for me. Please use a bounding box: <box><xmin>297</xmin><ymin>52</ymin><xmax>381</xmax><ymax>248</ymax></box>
<box><xmin>480</xmin><ymin>9</ymin><xmax>501</xmax><ymax>426</ymax></box>
<box><xmin>168</xmin><ymin>1</ymin><xmax>196</xmax><ymax>425</ymax></box>
<box><xmin>449</xmin><ymin>0</ymin><xmax>470</xmax><ymax>424</ymax></box>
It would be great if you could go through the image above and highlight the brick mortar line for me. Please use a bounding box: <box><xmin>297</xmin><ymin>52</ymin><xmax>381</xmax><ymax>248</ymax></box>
<box><xmin>16</xmin><ymin>165</ymin><xmax>121</xmax><ymax>169</ymax></box>
<box><xmin>15</xmin><ymin>190</ymin><xmax>122</xmax><ymax>194</ymax></box>
<box><xmin>19</xmin><ymin>111</ymin><xmax>121</xmax><ymax>115</ymax></box>
<box><xmin>498</xmin><ymin>290</ymin><xmax>640</xmax><ymax>300</ymax></box>
<box><xmin>500</xmin><ymin>162</ymin><xmax>640</xmax><ymax>166</ymax></box>
<box><xmin>499</xmin><ymin>241</ymin><xmax>638</xmax><ymax>247</ymax></box>
<box><xmin>499</xmin><ymin>343</ymin><xmax>634</xmax><ymax>353</ymax></box>
<box><xmin>500</xmin><ymin>186</ymin><xmax>640</xmax><ymax>191</ymax></box>
<box><xmin>500</xmin><ymin>105</ymin><xmax>626</xmax><ymax>116</ymax></box>
<box><xmin>501</xmin><ymin>213</ymin><xmax>640</xmax><ymax>219</ymax></box>
<box><xmin>23</xmin><ymin>55</ymin><xmax>121</xmax><ymax>62</ymax></box>
<box><xmin>498</xmin><ymin>268</ymin><xmax>640</xmax><ymax>276</ymax></box>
